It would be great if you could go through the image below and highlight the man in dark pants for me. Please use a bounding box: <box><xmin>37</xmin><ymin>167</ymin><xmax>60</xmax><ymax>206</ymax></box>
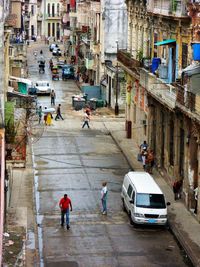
<box><xmin>59</xmin><ymin>194</ymin><xmax>72</xmax><ymax>229</ymax></box>
<box><xmin>55</xmin><ymin>104</ymin><xmax>64</xmax><ymax>120</ymax></box>
<box><xmin>50</xmin><ymin>90</ymin><xmax>56</xmax><ymax>106</ymax></box>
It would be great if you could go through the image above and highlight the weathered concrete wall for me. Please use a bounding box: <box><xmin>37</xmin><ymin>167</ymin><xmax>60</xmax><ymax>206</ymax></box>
<box><xmin>104</xmin><ymin>0</ymin><xmax>127</xmax><ymax>55</ymax></box>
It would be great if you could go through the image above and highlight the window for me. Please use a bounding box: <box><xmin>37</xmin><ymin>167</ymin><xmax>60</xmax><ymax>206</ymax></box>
<box><xmin>133</xmin><ymin>104</ymin><xmax>136</xmax><ymax>124</ymax></box>
<box><xmin>47</xmin><ymin>4</ymin><xmax>50</xmax><ymax>16</ymax></box>
<box><xmin>132</xmin><ymin>191</ymin><xmax>135</xmax><ymax>203</ymax></box>
<box><xmin>56</xmin><ymin>23</ymin><xmax>60</xmax><ymax>39</ymax></box>
<box><xmin>52</xmin><ymin>23</ymin><xmax>55</xmax><ymax>37</ymax></box>
<box><xmin>52</xmin><ymin>3</ymin><xmax>55</xmax><ymax>17</ymax></box>
<box><xmin>136</xmin><ymin>193</ymin><xmax>166</xmax><ymax>209</ymax></box>
<box><xmin>127</xmin><ymin>185</ymin><xmax>133</xmax><ymax>198</ymax></box>
<box><xmin>48</xmin><ymin>23</ymin><xmax>51</xmax><ymax>37</ymax></box>
<box><xmin>154</xmin><ymin>32</ymin><xmax>158</xmax><ymax>57</ymax></box>
<box><xmin>112</xmin><ymin>78</ymin><xmax>115</xmax><ymax>89</ymax></box>
<box><xmin>31</xmin><ymin>25</ymin><xmax>34</xmax><ymax>36</ymax></box>
<box><xmin>57</xmin><ymin>4</ymin><xmax>60</xmax><ymax>16</ymax></box>
<box><xmin>182</xmin><ymin>43</ymin><xmax>188</xmax><ymax>69</ymax></box>
<box><xmin>31</xmin><ymin>5</ymin><xmax>34</xmax><ymax>15</ymax></box>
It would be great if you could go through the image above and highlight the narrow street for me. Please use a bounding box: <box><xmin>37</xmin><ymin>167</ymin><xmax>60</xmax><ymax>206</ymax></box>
<box><xmin>28</xmin><ymin>43</ymin><xmax>190</xmax><ymax>267</ymax></box>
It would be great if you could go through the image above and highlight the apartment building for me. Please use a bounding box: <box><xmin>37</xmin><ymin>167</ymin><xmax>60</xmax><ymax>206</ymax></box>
<box><xmin>118</xmin><ymin>0</ymin><xmax>200</xmax><ymax>219</ymax></box>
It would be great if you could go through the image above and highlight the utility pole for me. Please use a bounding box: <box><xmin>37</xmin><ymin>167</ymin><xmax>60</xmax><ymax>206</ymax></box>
<box><xmin>115</xmin><ymin>41</ymin><xmax>119</xmax><ymax>115</ymax></box>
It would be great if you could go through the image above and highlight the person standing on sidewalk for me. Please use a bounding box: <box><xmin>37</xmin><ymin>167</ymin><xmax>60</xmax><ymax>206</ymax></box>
<box><xmin>55</xmin><ymin>104</ymin><xmax>64</xmax><ymax>120</ymax></box>
<box><xmin>59</xmin><ymin>194</ymin><xmax>72</xmax><ymax>229</ymax></box>
<box><xmin>194</xmin><ymin>187</ymin><xmax>198</xmax><ymax>214</ymax></box>
<box><xmin>101</xmin><ymin>182</ymin><xmax>108</xmax><ymax>215</ymax></box>
<box><xmin>173</xmin><ymin>180</ymin><xmax>182</xmax><ymax>200</ymax></box>
<box><xmin>50</xmin><ymin>90</ymin><xmax>56</xmax><ymax>106</ymax></box>
<box><xmin>82</xmin><ymin>111</ymin><xmax>90</xmax><ymax>129</ymax></box>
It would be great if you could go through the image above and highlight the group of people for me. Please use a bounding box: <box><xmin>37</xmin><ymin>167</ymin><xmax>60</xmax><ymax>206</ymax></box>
<box><xmin>138</xmin><ymin>141</ymin><xmax>155</xmax><ymax>173</ymax></box>
<box><xmin>59</xmin><ymin>182</ymin><xmax>108</xmax><ymax>229</ymax></box>
<box><xmin>37</xmin><ymin>102</ymin><xmax>64</xmax><ymax>126</ymax></box>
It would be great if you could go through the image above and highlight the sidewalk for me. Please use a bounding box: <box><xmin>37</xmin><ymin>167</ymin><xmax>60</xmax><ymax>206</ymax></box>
<box><xmin>109</xmin><ymin>128</ymin><xmax>200</xmax><ymax>267</ymax></box>
<box><xmin>3</xmin><ymin>146</ymin><xmax>38</xmax><ymax>266</ymax></box>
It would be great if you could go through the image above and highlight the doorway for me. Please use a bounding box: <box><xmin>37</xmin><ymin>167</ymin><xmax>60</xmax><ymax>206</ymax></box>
<box><xmin>179</xmin><ymin>128</ymin><xmax>185</xmax><ymax>178</ymax></box>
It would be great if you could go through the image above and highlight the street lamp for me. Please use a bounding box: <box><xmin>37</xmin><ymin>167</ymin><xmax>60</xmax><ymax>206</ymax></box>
<box><xmin>115</xmin><ymin>41</ymin><xmax>119</xmax><ymax>116</ymax></box>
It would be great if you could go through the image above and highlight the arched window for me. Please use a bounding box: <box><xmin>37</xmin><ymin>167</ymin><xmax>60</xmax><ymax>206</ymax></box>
<box><xmin>52</xmin><ymin>4</ymin><xmax>55</xmax><ymax>17</ymax></box>
<box><xmin>47</xmin><ymin>3</ymin><xmax>50</xmax><ymax>16</ymax></box>
<box><xmin>57</xmin><ymin>4</ymin><xmax>60</xmax><ymax>16</ymax></box>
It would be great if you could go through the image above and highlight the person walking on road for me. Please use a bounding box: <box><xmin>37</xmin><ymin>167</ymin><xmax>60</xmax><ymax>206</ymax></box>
<box><xmin>82</xmin><ymin>111</ymin><xmax>90</xmax><ymax>128</ymax></box>
<box><xmin>37</xmin><ymin>106</ymin><xmax>42</xmax><ymax>124</ymax></box>
<box><xmin>55</xmin><ymin>104</ymin><xmax>64</xmax><ymax>120</ymax></box>
<box><xmin>50</xmin><ymin>90</ymin><xmax>56</xmax><ymax>106</ymax></box>
<box><xmin>59</xmin><ymin>194</ymin><xmax>72</xmax><ymax>229</ymax></box>
<box><xmin>101</xmin><ymin>182</ymin><xmax>108</xmax><ymax>215</ymax></box>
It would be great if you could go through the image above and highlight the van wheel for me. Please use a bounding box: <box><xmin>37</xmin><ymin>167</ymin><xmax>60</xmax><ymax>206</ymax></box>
<box><xmin>122</xmin><ymin>199</ymin><xmax>126</xmax><ymax>212</ymax></box>
<box><xmin>129</xmin><ymin>211</ymin><xmax>134</xmax><ymax>225</ymax></box>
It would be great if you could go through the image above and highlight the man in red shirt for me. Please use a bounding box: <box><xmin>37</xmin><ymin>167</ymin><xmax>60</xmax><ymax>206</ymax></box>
<box><xmin>59</xmin><ymin>194</ymin><xmax>72</xmax><ymax>229</ymax></box>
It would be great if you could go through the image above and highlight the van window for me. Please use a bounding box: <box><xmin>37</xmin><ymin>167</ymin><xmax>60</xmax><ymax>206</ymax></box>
<box><xmin>136</xmin><ymin>193</ymin><xmax>166</xmax><ymax>209</ymax></box>
<box><xmin>127</xmin><ymin>185</ymin><xmax>133</xmax><ymax>198</ymax></box>
<box><xmin>132</xmin><ymin>191</ymin><xmax>135</xmax><ymax>203</ymax></box>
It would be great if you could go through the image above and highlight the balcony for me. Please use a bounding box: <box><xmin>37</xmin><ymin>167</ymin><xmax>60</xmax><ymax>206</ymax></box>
<box><xmin>85</xmin><ymin>58</ymin><xmax>94</xmax><ymax>70</ymax></box>
<box><xmin>147</xmin><ymin>0</ymin><xmax>188</xmax><ymax>17</ymax></box>
<box><xmin>117</xmin><ymin>49</ymin><xmax>141</xmax><ymax>75</ymax></box>
<box><xmin>140</xmin><ymin>68</ymin><xmax>177</xmax><ymax>109</ymax></box>
<box><xmin>9</xmin><ymin>43</ymin><xmax>27</xmax><ymax>61</ymax></box>
<box><xmin>46</xmin><ymin>13</ymin><xmax>61</xmax><ymax>19</ymax></box>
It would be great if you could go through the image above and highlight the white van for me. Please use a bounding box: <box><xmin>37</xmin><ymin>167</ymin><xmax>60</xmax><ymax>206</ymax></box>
<box><xmin>121</xmin><ymin>171</ymin><xmax>170</xmax><ymax>225</ymax></box>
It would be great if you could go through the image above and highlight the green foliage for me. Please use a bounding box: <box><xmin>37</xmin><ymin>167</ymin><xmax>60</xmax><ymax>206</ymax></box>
<box><xmin>172</xmin><ymin>0</ymin><xmax>177</xmax><ymax>12</ymax></box>
<box><xmin>5</xmin><ymin>118</ymin><xmax>18</xmax><ymax>144</ymax></box>
<box><xmin>136</xmin><ymin>49</ymin><xmax>143</xmax><ymax>62</ymax></box>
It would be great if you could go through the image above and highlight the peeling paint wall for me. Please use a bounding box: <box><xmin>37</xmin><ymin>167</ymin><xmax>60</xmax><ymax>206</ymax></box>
<box><xmin>104</xmin><ymin>0</ymin><xmax>127</xmax><ymax>55</ymax></box>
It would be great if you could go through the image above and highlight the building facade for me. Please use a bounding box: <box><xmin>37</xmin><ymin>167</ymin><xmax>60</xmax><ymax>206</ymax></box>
<box><xmin>43</xmin><ymin>0</ymin><xmax>62</xmax><ymax>40</ymax></box>
<box><xmin>118</xmin><ymin>0</ymin><xmax>200</xmax><ymax>220</ymax></box>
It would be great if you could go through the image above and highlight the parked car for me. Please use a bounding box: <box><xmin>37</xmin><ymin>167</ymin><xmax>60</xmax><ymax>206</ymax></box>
<box><xmin>34</xmin><ymin>81</ymin><xmax>51</xmax><ymax>95</ymax></box>
<box><xmin>121</xmin><ymin>171</ymin><xmax>170</xmax><ymax>226</ymax></box>
<box><xmin>49</xmin><ymin>43</ymin><xmax>58</xmax><ymax>52</ymax></box>
<box><xmin>52</xmin><ymin>48</ymin><xmax>62</xmax><ymax>56</ymax></box>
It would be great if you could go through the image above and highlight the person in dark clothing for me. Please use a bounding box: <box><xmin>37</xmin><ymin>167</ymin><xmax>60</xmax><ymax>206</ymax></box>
<box><xmin>55</xmin><ymin>104</ymin><xmax>64</xmax><ymax>120</ymax></box>
<box><xmin>173</xmin><ymin>180</ymin><xmax>182</xmax><ymax>200</ymax></box>
<box><xmin>50</xmin><ymin>90</ymin><xmax>56</xmax><ymax>106</ymax></box>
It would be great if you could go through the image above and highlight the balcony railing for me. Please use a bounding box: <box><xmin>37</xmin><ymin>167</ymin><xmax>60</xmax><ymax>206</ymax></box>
<box><xmin>147</xmin><ymin>0</ymin><xmax>188</xmax><ymax>17</ymax></box>
<box><xmin>117</xmin><ymin>50</ymin><xmax>141</xmax><ymax>74</ymax></box>
<box><xmin>140</xmin><ymin>68</ymin><xmax>177</xmax><ymax>109</ymax></box>
<box><xmin>175</xmin><ymin>83</ymin><xmax>196</xmax><ymax>112</ymax></box>
<box><xmin>85</xmin><ymin>58</ymin><xmax>94</xmax><ymax>70</ymax></box>
<box><xmin>46</xmin><ymin>13</ymin><xmax>60</xmax><ymax>18</ymax></box>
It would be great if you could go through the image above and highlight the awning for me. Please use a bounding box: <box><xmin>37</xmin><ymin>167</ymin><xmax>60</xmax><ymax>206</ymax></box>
<box><xmin>154</xmin><ymin>39</ymin><xmax>176</xmax><ymax>46</ymax></box>
<box><xmin>9</xmin><ymin>76</ymin><xmax>32</xmax><ymax>86</ymax></box>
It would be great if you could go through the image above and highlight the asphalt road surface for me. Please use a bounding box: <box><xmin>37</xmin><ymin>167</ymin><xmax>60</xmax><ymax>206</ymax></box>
<box><xmin>27</xmin><ymin>42</ymin><xmax>190</xmax><ymax>267</ymax></box>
